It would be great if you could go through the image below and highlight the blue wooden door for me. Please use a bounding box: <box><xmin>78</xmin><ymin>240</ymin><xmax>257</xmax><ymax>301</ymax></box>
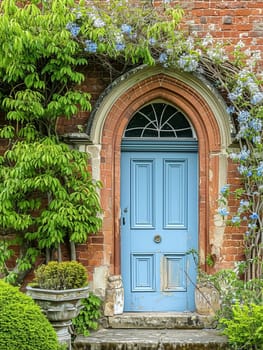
<box><xmin>121</xmin><ymin>146</ymin><xmax>198</xmax><ymax>312</ymax></box>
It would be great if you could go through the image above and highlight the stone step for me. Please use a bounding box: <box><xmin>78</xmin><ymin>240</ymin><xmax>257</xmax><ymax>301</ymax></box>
<box><xmin>74</xmin><ymin>328</ymin><xmax>228</xmax><ymax>350</ymax></box>
<box><xmin>104</xmin><ymin>312</ymin><xmax>217</xmax><ymax>329</ymax></box>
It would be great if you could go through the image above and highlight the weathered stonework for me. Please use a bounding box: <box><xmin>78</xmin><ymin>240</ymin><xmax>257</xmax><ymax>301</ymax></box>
<box><xmin>74</xmin><ymin>329</ymin><xmax>228</xmax><ymax>350</ymax></box>
<box><xmin>107</xmin><ymin>313</ymin><xmax>217</xmax><ymax>330</ymax></box>
<box><xmin>1</xmin><ymin>0</ymin><xmax>256</xmax><ymax>314</ymax></box>
<box><xmin>195</xmin><ymin>284</ymin><xmax>220</xmax><ymax>316</ymax></box>
<box><xmin>104</xmin><ymin>275</ymin><xmax>124</xmax><ymax>317</ymax></box>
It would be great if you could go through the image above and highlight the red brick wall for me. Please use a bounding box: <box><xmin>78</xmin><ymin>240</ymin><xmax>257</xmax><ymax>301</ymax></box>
<box><xmin>220</xmin><ymin>160</ymin><xmax>246</xmax><ymax>269</ymax></box>
<box><xmin>1</xmin><ymin>1</ymin><xmax>256</xmax><ymax>282</ymax></box>
<box><xmin>77</xmin><ymin>2</ymin><xmax>257</xmax><ymax>279</ymax></box>
<box><xmin>59</xmin><ymin>1</ymin><xmax>263</xmax><ymax>135</ymax></box>
<box><xmin>163</xmin><ymin>1</ymin><xmax>263</xmax><ymax>46</ymax></box>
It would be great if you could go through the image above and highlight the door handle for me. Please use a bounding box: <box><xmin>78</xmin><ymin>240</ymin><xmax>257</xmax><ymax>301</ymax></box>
<box><xmin>154</xmin><ymin>234</ymin><xmax>162</xmax><ymax>243</ymax></box>
<box><xmin>122</xmin><ymin>208</ymin><xmax>128</xmax><ymax>225</ymax></box>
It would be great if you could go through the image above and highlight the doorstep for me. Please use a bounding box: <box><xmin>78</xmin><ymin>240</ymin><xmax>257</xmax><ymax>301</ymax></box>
<box><xmin>73</xmin><ymin>328</ymin><xmax>228</xmax><ymax>350</ymax></box>
<box><xmin>104</xmin><ymin>312</ymin><xmax>218</xmax><ymax>329</ymax></box>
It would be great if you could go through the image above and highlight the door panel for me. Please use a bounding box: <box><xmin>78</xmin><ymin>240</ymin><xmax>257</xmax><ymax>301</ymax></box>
<box><xmin>131</xmin><ymin>160</ymin><xmax>154</xmax><ymax>228</ymax></box>
<box><xmin>164</xmin><ymin>160</ymin><xmax>187</xmax><ymax>228</ymax></box>
<box><xmin>162</xmin><ymin>254</ymin><xmax>187</xmax><ymax>292</ymax></box>
<box><xmin>131</xmin><ymin>254</ymin><xmax>155</xmax><ymax>291</ymax></box>
<box><xmin>121</xmin><ymin>151</ymin><xmax>198</xmax><ymax>312</ymax></box>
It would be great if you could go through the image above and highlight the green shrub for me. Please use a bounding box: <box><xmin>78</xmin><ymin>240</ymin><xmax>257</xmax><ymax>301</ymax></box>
<box><xmin>0</xmin><ymin>279</ymin><xmax>35</xmax><ymax>307</ymax></box>
<box><xmin>0</xmin><ymin>280</ymin><xmax>61</xmax><ymax>350</ymax></box>
<box><xmin>33</xmin><ymin>261</ymin><xmax>88</xmax><ymax>290</ymax></box>
<box><xmin>72</xmin><ymin>293</ymin><xmax>102</xmax><ymax>336</ymax></box>
<box><xmin>206</xmin><ymin>269</ymin><xmax>263</xmax><ymax>320</ymax></box>
<box><xmin>220</xmin><ymin>303</ymin><xmax>263</xmax><ymax>350</ymax></box>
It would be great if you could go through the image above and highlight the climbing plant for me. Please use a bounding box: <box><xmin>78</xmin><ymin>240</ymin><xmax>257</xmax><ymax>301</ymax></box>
<box><xmin>0</xmin><ymin>0</ymin><xmax>262</xmax><ymax>285</ymax></box>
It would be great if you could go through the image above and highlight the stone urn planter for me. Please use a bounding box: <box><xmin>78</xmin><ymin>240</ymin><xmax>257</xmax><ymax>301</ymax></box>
<box><xmin>26</xmin><ymin>285</ymin><xmax>89</xmax><ymax>349</ymax></box>
<box><xmin>195</xmin><ymin>282</ymin><xmax>220</xmax><ymax>315</ymax></box>
<box><xmin>26</xmin><ymin>261</ymin><xmax>89</xmax><ymax>350</ymax></box>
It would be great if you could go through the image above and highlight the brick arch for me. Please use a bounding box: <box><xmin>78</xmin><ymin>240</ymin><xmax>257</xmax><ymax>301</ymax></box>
<box><xmin>98</xmin><ymin>71</ymin><xmax>228</xmax><ymax>275</ymax></box>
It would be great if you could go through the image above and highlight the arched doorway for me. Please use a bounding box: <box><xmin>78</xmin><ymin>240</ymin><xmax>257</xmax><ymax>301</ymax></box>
<box><xmin>86</xmin><ymin>67</ymin><xmax>231</xmax><ymax>310</ymax></box>
<box><xmin>120</xmin><ymin>102</ymin><xmax>198</xmax><ymax>311</ymax></box>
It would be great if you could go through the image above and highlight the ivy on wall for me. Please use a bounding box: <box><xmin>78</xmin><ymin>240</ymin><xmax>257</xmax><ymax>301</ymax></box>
<box><xmin>0</xmin><ymin>0</ymin><xmax>262</xmax><ymax>284</ymax></box>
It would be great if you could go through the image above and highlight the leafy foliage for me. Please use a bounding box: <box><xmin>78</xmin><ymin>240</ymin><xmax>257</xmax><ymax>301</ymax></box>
<box><xmin>0</xmin><ymin>0</ymin><xmax>262</xmax><ymax>290</ymax></box>
<box><xmin>0</xmin><ymin>0</ymin><xmax>185</xmax><ymax>284</ymax></box>
<box><xmin>0</xmin><ymin>137</ymin><xmax>102</xmax><ymax>283</ymax></box>
<box><xmin>33</xmin><ymin>261</ymin><xmax>88</xmax><ymax>290</ymax></box>
<box><xmin>72</xmin><ymin>293</ymin><xmax>102</xmax><ymax>336</ymax></box>
<box><xmin>0</xmin><ymin>0</ymin><xmax>90</xmax><ymax>139</ymax></box>
<box><xmin>220</xmin><ymin>303</ymin><xmax>263</xmax><ymax>350</ymax></box>
<box><xmin>0</xmin><ymin>279</ymin><xmax>62</xmax><ymax>350</ymax></box>
<box><xmin>211</xmin><ymin>270</ymin><xmax>263</xmax><ymax>320</ymax></box>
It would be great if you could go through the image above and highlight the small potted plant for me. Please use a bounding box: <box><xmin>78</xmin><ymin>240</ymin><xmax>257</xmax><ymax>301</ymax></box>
<box><xmin>26</xmin><ymin>261</ymin><xmax>89</xmax><ymax>349</ymax></box>
<box><xmin>194</xmin><ymin>271</ymin><xmax>220</xmax><ymax>316</ymax></box>
<box><xmin>187</xmin><ymin>249</ymin><xmax>220</xmax><ymax>316</ymax></box>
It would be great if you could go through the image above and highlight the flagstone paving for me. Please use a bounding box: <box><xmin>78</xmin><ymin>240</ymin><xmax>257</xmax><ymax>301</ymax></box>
<box><xmin>73</xmin><ymin>313</ymin><xmax>228</xmax><ymax>350</ymax></box>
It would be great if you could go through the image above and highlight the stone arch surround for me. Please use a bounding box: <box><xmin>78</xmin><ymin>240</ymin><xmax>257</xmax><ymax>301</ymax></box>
<box><xmin>89</xmin><ymin>67</ymin><xmax>231</xmax><ymax>276</ymax></box>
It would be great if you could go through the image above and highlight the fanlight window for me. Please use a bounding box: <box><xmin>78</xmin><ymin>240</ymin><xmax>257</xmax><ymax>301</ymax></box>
<box><xmin>124</xmin><ymin>103</ymin><xmax>194</xmax><ymax>138</ymax></box>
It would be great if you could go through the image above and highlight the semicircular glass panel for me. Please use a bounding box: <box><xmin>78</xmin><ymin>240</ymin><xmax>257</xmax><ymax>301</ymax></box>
<box><xmin>124</xmin><ymin>103</ymin><xmax>194</xmax><ymax>138</ymax></box>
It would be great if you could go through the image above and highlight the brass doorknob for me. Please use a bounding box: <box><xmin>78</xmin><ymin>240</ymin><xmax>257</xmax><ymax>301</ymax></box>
<box><xmin>154</xmin><ymin>235</ymin><xmax>162</xmax><ymax>243</ymax></box>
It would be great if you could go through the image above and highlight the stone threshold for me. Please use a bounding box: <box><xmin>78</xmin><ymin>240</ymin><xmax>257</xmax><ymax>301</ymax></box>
<box><xmin>104</xmin><ymin>312</ymin><xmax>218</xmax><ymax>329</ymax></box>
<box><xmin>74</xmin><ymin>328</ymin><xmax>228</xmax><ymax>350</ymax></box>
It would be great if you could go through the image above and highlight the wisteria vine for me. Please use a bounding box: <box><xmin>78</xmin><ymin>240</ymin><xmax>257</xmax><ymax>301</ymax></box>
<box><xmin>0</xmin><ymin>0</ymin><xmax>262</xmax><ymax>281</ymax></box>
<box><xmin>64</xmin><ymin>0</ymin><xmax>263</xmax><ymax>280</ymax></box>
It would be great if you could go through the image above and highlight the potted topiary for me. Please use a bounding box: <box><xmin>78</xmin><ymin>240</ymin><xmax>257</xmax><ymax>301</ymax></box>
<box><xmin>0</xmin><ymin>280</ymin><xmax>64</xmax><ymax>350</ymax></box>
<box><xmin>26</xmin><ymin>261</ymin><xmax>89</xmax><ymax>350</ymax></box>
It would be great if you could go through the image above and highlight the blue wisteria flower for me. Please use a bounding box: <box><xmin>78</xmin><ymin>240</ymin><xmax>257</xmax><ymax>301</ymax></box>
<box><xmin>218</xmin><ymin>207</ymin><xmax>229</xmax><ymax>217</ymax></box>
<box><xmin>74</xmin><ymin>7</ymin><xmax>82</xmax><ymax>20</ymax></box>
<box><xmin>202</xmin><ymin>33</ymin><xmax>214</xmax><ymax>46</ymax></box>
<box><xmin>238</xmin><ymin>165</ymin><xmax>252</xmax><ymax>177</ymax></box>
<box><xmin>66</xmin><ymin>22</ymin><xmax>80</xmax><ymax>37</ymax></box>
<box><xmin>226</xmin><ymin>105</ymin><xmax>235</xmax><ymax>114</ymax></box>
<box><xmin>237</xmin><ymin>110</ymin><xmax>250</xmax><ymax>124</ymax></box>
<box><xmin>121</xmin><ymin>24</ymin><xmax>132</xmax><ymax>34</ymax></box>
<box><xmin>84</xmin><ymin>40</ymin><xmax>98</xmax><ymax>53</ymax></box>
<box><xmin>249</xmin><ymin>118</ymin><xmax>262</xmax><ymax>132</ymax></box>
<box><xmin>220</xmin><ymin>184</ymin><xmax>230</xmax><ymax>194</ymax></box>
<box><xmin>207</xmin><ymin>47</ymin><xmax>227</xmax><ymax>62</ymax></box>
<box><xmin>237</xmin><ymin>124</ymin><xmax>250</xmax><ymax>139</ymax></box>
<box><xmin>229</xmin><ymin>152</ymin><xmax>239</xmax><ymax>161</ymax></box>
<box><xmin>177</xmin><ymin>54</ymin><xmax>199</xmax><ymax>72</ymax></box>
<box><xmin>252</xmin><ymin>136</ymin><xmax>261</xmax><ymax>144</ymax></box>
<box><xmin>248</xmin><ymin>223</ymin><xmax>257</xmax><ymax>230</ymax></box>
<box><xmin>93</xmin><ymin>18</ymin><xmax>105</xmax><ymax>28</ymax></box>
<box><xmin>149</xmin><ymin>37</ymin><xmax>156</xmax><ymax>45</ymax></box>
<box><xmin>231</xmin><ymin>216</ymin><xmax>241</xmax><ymax>224</ymax></box>
<box><xmin>249</xmin><ymin>212</ymin><xmax>259</xmax><ymax>220</ymax></box>
<box><xmin>236</xmin><ymin>70</ymin><xmax>259</xmax><ymax>94</ymax></box>
<box><xmin>228</xmin><ymin>87</ymin><xmax>243</xmax><ymax>102</ymax></box>
<box><xmin>238</xmin><ymin>165</ymin><xmax>248</xmax><ymax>175</ymax></box>
<box><xmin>251</xmin><ymin>91</ymin><xmax>263</xmax><ymax>105</ymax></box>
<box><xmin>246</xmin><ymin>80</ymin><xmax>259</xmax><ymax>94</ymax></box>
<box><xmin>239</xmin><ymin>148</ymin><xmax>250</xmax><ymax>160</ymax></box>
<box><xmin>115</xmin><ymin>42</ymin><xmax>125</xmax><ymax>51</ymax></box>
<box><xmin>240</xmin><ymin>199</ymin><xmax>250</xmax><ymax>208</ymax></box>
<box><xmin>257</xmin><ymin>162</ymin><xmax>263</xmax><ymax>176</ymax></box>
<box><xmin>159</xmin><ymin>53</ymin><xmax>168</xmax><ymax>64</ymax></box>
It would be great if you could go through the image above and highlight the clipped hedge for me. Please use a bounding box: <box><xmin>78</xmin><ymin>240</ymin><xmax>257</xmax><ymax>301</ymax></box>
<box><xmin>0</xmin><ymin>280</ymin><xmax>61</xmax><ymax>350</ymax></box>
<box><xmin>0</xmin><ymin>280</ymin><xmax>35</xmax><ymax>307</ymax></box>
<box><xmin>33</xmin><ymin>261</ymin><xmax>88</xmax><ymax>290</ymax></box>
